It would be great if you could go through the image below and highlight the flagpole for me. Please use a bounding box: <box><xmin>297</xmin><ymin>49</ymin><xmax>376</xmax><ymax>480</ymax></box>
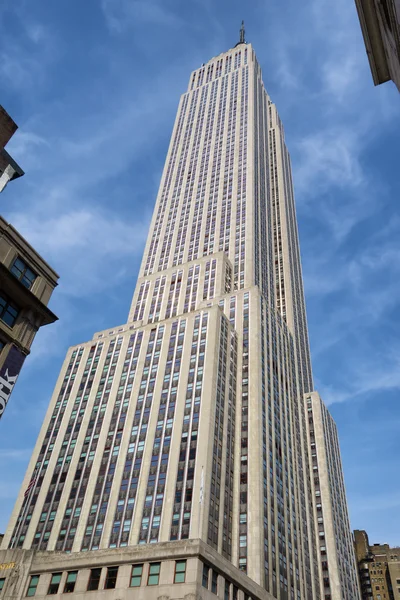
<box><xmin>198</xmin><ymin>465</ymin><xmax>204</xmax><ymax>540</ymax></box>
<box><xmin>12</xmin><ymin>470</ymin><xmax>37</xmax><ymax>548</ymax></box>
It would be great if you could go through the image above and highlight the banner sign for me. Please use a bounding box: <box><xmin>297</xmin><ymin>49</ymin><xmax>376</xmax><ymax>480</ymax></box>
<box><xmin>0</xmin><ymin>345</ymin><xmax>26</xmax><ymax>420</ymax></box>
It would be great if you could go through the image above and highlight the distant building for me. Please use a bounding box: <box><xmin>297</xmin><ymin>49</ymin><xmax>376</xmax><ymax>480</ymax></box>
<box><xmin>0</xmin><ymin>106</ymin><xmax>58</xmax><ymax>420</ymax></box>
<box><xmin>354</xmin><ymin>0</ymin><xmax>400</xmax><ymax>91</ymax></box>
<box><xmin>354</xmin><ymin>529</ymin><xmax>400</xmax><ymax>600</ymax></box>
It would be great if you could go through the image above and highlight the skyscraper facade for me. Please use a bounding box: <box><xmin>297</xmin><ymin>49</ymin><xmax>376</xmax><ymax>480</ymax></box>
<box><xmin>306</xmin><ymin>393</ymin><xmax>361</xmax><ymax>600</ymax></box>
<box><xmin>1</xmin><ymin>30</ymin><xmax>358</xmax><ymax>600</ymax></box>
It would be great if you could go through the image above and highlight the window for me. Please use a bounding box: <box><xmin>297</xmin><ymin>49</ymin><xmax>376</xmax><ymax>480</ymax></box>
<box><xmin>0</xmin><ymin>294</ymin><xmax>19</xmax><ymax>327</ymax></box>
<box><xmin>48</xmin><ymin>573</ymin><xmax>62</xmax><ymax>595</ymax></box>
<box><xmin>202</xmin><ymin>564</ymin><xmax>210</xmax><ymax>588</ymax></box>
<box><xmin>63</xmin><ymin>572</ymin><xmax>77</xmax><ymax>593</ymax></box>
<box><xmin>212</xmin><ymin>570</ymin><xmax>218</xmax><ymax>594</ymax></box>
<box><xmin>233</xmin><ymin>585</ymin><xmax>238</xmax><ymax>600</ymax></box>
<box><xmin>104</xmin><ymin>567</ymin><xmax>118</xmax><ymax>589</ymax></box>
<box><xmin>174</xmin><ymin>560</ymin><xmax>186</xmax><ymax>583</ymax></box>
<box><xmin>130</xmin><ymin>564</ymin><xmax>143</xmax><ymax>587</ymax></box>
<box><xmin>0</xmin><ymin>579</ymin><xmax>4</xmax><ymax>592</ymax></box>
<box><xmin>10</xmin><ymin>257</ymin><xmax>37</xmax><ymax>289</ymax></box>
<box><xmin>147</xmin><ymin>563</ymin><xmax>161</xmax><ymax>586</ymax></box>
<box><xmin>87</xmin><ymin>568</ymin><xmax>101</xmax><ymax>591</ymax></box>
<box><xmin>0</xmin><ymin>340</ymin><xmax>4</xmax><ymax>353</ymax></box>
<box><xmin>225</xmin><ymin>580</ymin><xmax>230</xmax><ymax>600</ymax></box>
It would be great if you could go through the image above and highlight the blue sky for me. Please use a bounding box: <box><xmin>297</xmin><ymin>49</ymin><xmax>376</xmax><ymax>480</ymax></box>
<box><xmin>1</xmin><ymin>0</ymin><xmax>399</xmax><ymax>547</ymax></box>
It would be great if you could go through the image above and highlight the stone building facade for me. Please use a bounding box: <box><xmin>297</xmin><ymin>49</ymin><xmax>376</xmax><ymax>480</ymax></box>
<box><xmin>0</xmin><ymin>107</ymin><xmax>58</xmax><ymax>420</ymax></box>
<box><xmin>354</xmin><ymin>0</ymin><xmax>400</xmax><ymax>91</ymax></box>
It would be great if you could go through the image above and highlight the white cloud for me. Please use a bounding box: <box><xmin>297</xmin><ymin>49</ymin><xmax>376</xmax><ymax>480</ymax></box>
<box><xmin>316</xmin><ymin>346</ymin><xmax>400</xmax><ymax>406</ymax></box>
<box><xmin>0</xmin><ymin>449</ymin><xmax>31</xmax><ymax>460</ymax></box>
<box><xmin>6</xmin><ymin>131</ymin><xmax>49</xmax><ymax>167</ymax></box>
<box><xmin>101</xmin><ymin>0</ymin><xmax>183</xmax><ymax>33</ymax></box>
<box><xmin>0</xmin><ymin>50</ymin><xmax>41</xmax><ymax>91</ymax></box>
<box><xmin>8</xmin><ymin>207</ymin><xmax>150</xmax><ymax>297</ymax></box>
<box><xmin>294</xmin><ymin>127</ymin><xmax>365</xmax><ymax>197</ymax></box>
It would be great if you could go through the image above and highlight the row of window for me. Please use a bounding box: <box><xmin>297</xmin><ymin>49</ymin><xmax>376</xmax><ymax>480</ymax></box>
<box><xmin>21</xmin><ymin>560</ymin><xmax>186</xmax><ymax>596</ymax></box>
<box><xmin>0</xmin><ymin>560</ymin><xmax>260</xmax><ymax>598</ymax></box>
<box><xmin>202</xmin><ymin>564</ymin><xmax>254</xmax><ymax>600</ymax></box>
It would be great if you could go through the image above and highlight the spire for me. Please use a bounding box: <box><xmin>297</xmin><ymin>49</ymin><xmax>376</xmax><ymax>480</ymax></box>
<box><xmin>239</xmin><ymin>20</ymin><xmax>245</xmax><ymax>44</ymax></box>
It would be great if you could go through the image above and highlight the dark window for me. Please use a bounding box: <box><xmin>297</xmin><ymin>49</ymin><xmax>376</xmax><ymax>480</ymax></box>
<box><xmin>104</xmin><ymin>567</ymin><xmax>118</xmax><ymax>590</ymax></box>
<box><xmin>0</xmin><ymin>579</ymin><xmax>5</xmax><ymax>592</ymax></box>
<box><xmin>63</xmin><ymin>572</ymin><xmax>77</xmax><ymax>593</ymax></box>
<box><xmin>233</xmin><ymin>584</ymin><xmax>238</xmax><ymax>600</ymax></box>
<box><xmin>147</xmin><ymin>562</ymin><xmax>161</xmax><ymax>586</ymax></box>
<box><xmin>225</xmin><ymin>580</ymin><xmax>230</xmax><ymax>600</ymax></box>
<box><xmin>48</xmin><ymin>573</ymin><xmax>62</xmax><ymax>595</ymax></box>
<box><xmin>11</xmin><ymin>257</ymin><xmax>37</xmax><ymax>289</ymax></box>
<box><xmin>130</xmin><ymin>564</ymin><xmax>143</xmax><ymax>587</ymax></box>
<box><xmin>87</xmin><ymin>566</ymin><xmax>101</xmax><ymax>590</ymax></box>
<box><xmin>202</xmin><ymin>563</ymin><xmax>210</xmax><ymax>588</ymax></box>
<box><xmin>174</xmin><ymin>560</ymin><xmax>186</xmax><ymax>583</ymax></box>
<box><xmin>212</xmin><ymin>570</ymin><xmax>218</xmax><ymax>594</ymax></box>
<box><xmin>0</xmin><ymin>340</ymin><xmax>4</xmax><ymax>353</ymax></box>
<box><xmin>0</xmin><ymin>294</ymin><xmax>19</xmax><ymax>327</ymax></box>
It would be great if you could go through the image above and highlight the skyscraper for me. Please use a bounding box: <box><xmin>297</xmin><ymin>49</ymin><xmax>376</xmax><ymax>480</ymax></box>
<box><xmin>0</xmin><ymin>27</ymin><xmax>359</xmax><ymax>600</ymax></box>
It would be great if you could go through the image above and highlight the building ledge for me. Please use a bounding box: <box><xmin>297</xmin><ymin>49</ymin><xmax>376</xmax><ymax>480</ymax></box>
<box><xmin>354</xmin><ymin>0</ymin><xmax>391</xmax><ymax>84</ymax></box>
<box><xmin>0</xmin><ymin>263</ymin><xmax>58</xmax><ymax>326</ymax></box>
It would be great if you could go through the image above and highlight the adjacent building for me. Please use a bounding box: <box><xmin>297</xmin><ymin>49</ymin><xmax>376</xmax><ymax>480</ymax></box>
<box><xmin>354</xmin><ymin>530</ymin><xmax>400</xmax><ymax>600</ymax></box>
<box><xmin>306</xmin><ymin>393</ymin><xmax>361</xmax><ymax>600</ymax></box>
<box><xmin>0</xmin><ymin>105</ymin><xmax>24</xmax><ymax>193</ymax></box>
<box><xmin>354</xmin><ymin>0</ymin><xmax>400</xmax><ymax>91</ymax></box>
<box><xmin>1</xmin><ymin>29</ymin><xmax>359</xmax><ymax>600</ymax></box>
<box><xmin>0</xmin><ymin>106</ymin><xmax>59</xmax><ymax>420</ymax></box>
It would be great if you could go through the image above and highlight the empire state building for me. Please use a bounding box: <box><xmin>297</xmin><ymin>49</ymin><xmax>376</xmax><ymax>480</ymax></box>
<box><xmin>0</xmin><ymin>25</ymin><xmax>360</xmax><ymax>600</ymax></box>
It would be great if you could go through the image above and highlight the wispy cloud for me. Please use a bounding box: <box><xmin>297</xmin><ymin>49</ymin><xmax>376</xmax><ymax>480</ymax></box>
<box><xmin>317</xmin><ymin>351</ymin><xmax>400</xmax><ymax>405</ymax></box>
<box><xmin>9</xmin><ymin>207</ymin><xmax>150</xmax><ymax>297</ymax></box>
<box><xmin>294</xmin><ymin>127</ymin><xmax>365</xmax><ymax>196</ymax></box>
<box><xmin>101</xmin><ymin>0</ymin><xmax>183</xmax><ymax>33</ymax></box>
<box><xmin>0</xmin><ymin>449</ymin><xmax>32</xmax><ymax>460</ymax></box>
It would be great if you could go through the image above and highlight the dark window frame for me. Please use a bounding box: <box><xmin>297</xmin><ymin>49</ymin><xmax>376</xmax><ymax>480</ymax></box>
<box><xmin>202</xmin><ymin>563</ymin><xmax>210</xmax><ymax>588</ymax></box>
<box><xmin>147</xmin><ymin>562</ymin><xmax>161</xmax><ymax>586</ymax></box>
<box><xmin>211</xmin><ymin>570</ymin><xmax>218</xmax><ymax>594</ymax></box>
<box><xmin>10</xmin><ymin>257</ymin><xmax>37</xmax><ymax>290</ymax></box>
<box><xmin>174</xmin><ymin>560</ymin><xmax>186</xmax><ymax>583</ymax></box>
<box><xmin>87</xmin><ymin>568</ymin><xmax>102</xmax><ymax>591</ymax></box>
<box><xmin>130</xmin><ymin>564</ymin><xmax>143</xmax><ymax>587</ymax></box>
<box><xmin>0</xmin><ymin>293</ymin><xmax>19</xmax><ymax>328</ymax></box>
<box><xmin>63</xmin><ymin>571</ymin><xmax>77</xmax><ymax>594</ymax></box>
<box><xmin>104</xmin><ymin>566</ymin><xmax>118</xmax><ymax>590</ymax></box>
<box><xmin>47</xmin><ymin>572</ymin><xmax>62</xmax><ymax>595</ymax></box>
